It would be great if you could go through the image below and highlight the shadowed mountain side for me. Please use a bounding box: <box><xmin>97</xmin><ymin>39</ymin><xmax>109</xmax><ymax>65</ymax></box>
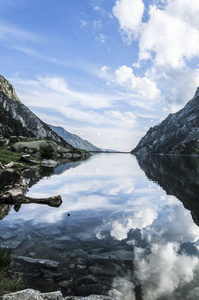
<box><xmin>132</xmin><ymin>87</ymin><xmax>199</xmax><ymax>155</ymax></box>
<box><xmin>0</xmin><ymin>75</ymin><xmax>71</xmax><ymax>147</ymax></box>
<box><xmin>135</xmin><ymin>155</ymin><xmax>199</xmax><ymax>227</ymax></box>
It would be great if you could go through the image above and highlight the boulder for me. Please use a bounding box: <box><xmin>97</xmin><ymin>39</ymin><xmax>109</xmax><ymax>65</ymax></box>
<box><xmin>15</xmin><ymin>256</ymin><xmax>60</xmax><ymax>269</ymax></box>
<box><xmin>0</xmin><ymin>139</ymin><xmax>8</xmax><ymax>146</ymax></box>
<box><xmin>1</xmin><ymin>289</ymin><xmax>63</xmax><ymax>300</ymax></box>
<box><xmin>41</xmin><ymin>160</ymin><xmax>58</xmax><ymax>167</ymax></box>
<box><xmin>9</xmin><ymin>136</ymin><xmax>18</xmax><ymax>143</ymax></box>
<box><xmin>1</xmin><ymin>289</ymin><xmax>115</xmax><ymax>300</ymax></box>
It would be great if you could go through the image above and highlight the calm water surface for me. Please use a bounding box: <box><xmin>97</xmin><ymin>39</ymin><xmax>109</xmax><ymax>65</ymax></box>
<box><xmin>1</xmin><ymin>153</ymin><xmax>199</xmax><ymax>300</ymax></box>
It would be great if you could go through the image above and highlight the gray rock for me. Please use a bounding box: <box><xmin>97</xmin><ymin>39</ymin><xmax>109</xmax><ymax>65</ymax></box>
<box><xmin>89</xmin><ymin>263</ymin><xmax>121</xmax><ymax>277</ymax></box>
<box><xmin>1</xmin><ymin>289</ymin><xmax>63</xmax><ymax>300</ymax></box>
<box><xmin>0</xmin><ymin>139</ymin><xmax>8</xmax><ymax>146</ymax></box>
<box><xmin>1</xmin><ymin>289</ymin><xmax>44</xmax><ymax>300</ymax></box>
<box><xmin>41</xmin><ymin>160</ymin><xmax>58</xmax><ymax>167</ymax></box>
<box><xmin>9</xmin><ymin>136</ymin><xmax>18</xmax><ymax>143</ymax></box>
<box><xmin>42</xmin><ymin>291</ymin><xmax>63</xmax><ymax>300</ymax></box>
<box><xmin>15</xmin><ymin>256</ymin><xmax>60</xmax><ymax>269</ymax></box>
<box><xmin>75</xmin><ymin>275</ymin><xmax>98</xmax><ymax>286</ymax></box>
<box><xmin>64</xmin><ymin>295</ymin><xmax>114</xmax><ymax>300</ymax></box>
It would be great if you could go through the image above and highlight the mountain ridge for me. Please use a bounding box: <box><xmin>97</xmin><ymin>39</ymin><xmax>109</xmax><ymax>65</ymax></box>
<box><xmin>48</xmin><ymin>124</ymin><xmax>101</xmax><ymax>152</ymax></box>
<box><xmin>132</xmin><ymin>87</ymin><xmax>199</xmax><ymax>155</ymax></box>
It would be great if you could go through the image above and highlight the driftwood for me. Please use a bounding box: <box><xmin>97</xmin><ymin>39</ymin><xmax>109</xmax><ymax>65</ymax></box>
<box><xmin>0</xmin><ymin>169</ymin><xmax>62</xmax><ymax>208</ymax></box>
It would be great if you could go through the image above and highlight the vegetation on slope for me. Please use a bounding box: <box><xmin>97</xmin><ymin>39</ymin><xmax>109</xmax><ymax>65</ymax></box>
<box><xmin>0</xmin><ymin>245</ymin><xmax>23</xmax><ymax>296</ymax></box>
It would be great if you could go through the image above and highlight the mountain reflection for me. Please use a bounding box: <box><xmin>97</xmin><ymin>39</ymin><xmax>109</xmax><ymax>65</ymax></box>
<box><xmin>136</xmin><ymin>154</ymin><xmax>199</xmax><ymax>227</ymax></box>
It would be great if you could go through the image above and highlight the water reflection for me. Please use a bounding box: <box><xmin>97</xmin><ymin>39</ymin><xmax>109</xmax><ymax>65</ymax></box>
<box><xmin>136</xmin><ymin>155</ymin><xmax>199</xmax><ymax>227</ymax></box>
<box><xmin>1</xmin><ymin>154</ymin><xmax>199</xmax><ymax>299</ymax></box>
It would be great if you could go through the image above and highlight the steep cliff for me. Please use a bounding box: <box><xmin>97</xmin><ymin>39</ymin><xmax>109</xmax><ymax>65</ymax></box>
<box><xmin>0</xmin><ymin>75</ymin><xmax>70</xmax><ymax>147</ymax></box>
<box><xmin>48</xmin><ymin>124</ymin><xmax>101</xmax><ymax>152</ymax></box>
<box><xmin>132</xmin><ymin>87</ymin><xmax>199</xmax><ymax>154</ymax></box>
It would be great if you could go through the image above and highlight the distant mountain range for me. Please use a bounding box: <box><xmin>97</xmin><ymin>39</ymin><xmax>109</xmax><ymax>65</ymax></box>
<box><xmin>48</xmin><ymin>124</ymin><xmax>101</xmax><ymax>152</ymax></box>
<box><xmin>132</xmin><ymin>87</ymin><xmax>199</xmax><ymax>155</ymax></box>
<box><xmin>0</xmin><ymin>75</ymin><xmax>100</xmax><ymax>152</ymax></box>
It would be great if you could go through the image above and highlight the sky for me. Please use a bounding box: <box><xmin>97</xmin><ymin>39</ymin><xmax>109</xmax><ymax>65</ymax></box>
<box><xmin>1</xmin><ymin>0</ymin><xmax>199</xmax><ymax>151</ymax></box>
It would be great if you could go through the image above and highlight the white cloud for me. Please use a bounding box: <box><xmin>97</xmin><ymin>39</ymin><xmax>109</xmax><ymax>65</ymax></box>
<box><xmin>10</xmin><ymin>75</ymin><xmax>139</xmax><ymax>151</ymax></box>
<box><xmin>0</xmin><ymin>22</ymin><xmax>42</xmax><ymax>43</ymax></box>
<box><xmin>139</xmin><ymin>4</ymin><xmax>199</xmax><ymax>69</ymax></box>
<box><xmin>115</xmin><ymin>65</ymin><xmax>161</xmax><ymax>100</ymax></box>
<box><xmin>105</xmin><ymin>109</ymin><xmax>136</xmax><ymax>128</ymax></box>
<box><xmin>93</xmin><ymin>20</ymin><xmax>102</xmax><ymax>30</ymax></box>
<box><xmin>80</xmin><ymin>20</ymin><xmax>89</xmax><ymax>29</ymax></box>
<box><xmin>99</xmin><ymin>65</ymin><xmax>110</xmax><ymax>78</ymax></box>
<box><xmin>112</xmin><ymin>0</ymin><xmax>145</xmax><ymax>44</ymax></box>
<box><xmin>111</xmin><ymin>0</ymin><xmax>199</xmax><ymax>106</ymax></box>
<box><xmin>95</xmin><ymin>33</ymin><xmax>105</xmax><ymax>43</ymax></box>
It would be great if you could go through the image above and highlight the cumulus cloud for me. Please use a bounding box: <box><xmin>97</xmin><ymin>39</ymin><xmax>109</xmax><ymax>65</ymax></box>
<box><xmin>112</xmin><ymin>0</ymin><xmax>145</xmax><ymax>44</ymax></box>
<box><xmin>115</xmin><ymin>65</ymin><xmax>161</xmax><ymax>100</ymax></box>
<box><xmin>139</xmin><ymin>4</ymin><xmax>199</xmax><ymax>69</ymax></box>
<box><xmin>111</xmin><ymin>0</ymin><xmax>199</xmax><ymax>106</ymax></box>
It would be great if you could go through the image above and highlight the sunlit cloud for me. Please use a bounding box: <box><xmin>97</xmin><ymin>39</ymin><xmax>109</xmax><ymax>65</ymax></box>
<box><xmin>112</xmin><ymin>0</ymin><xmax>145</xmax><ymax>44</ymax></box>
<box><xmin>111</xmin><ymin>0</ymin><xmax>199</xmax><ymax>107</ymax></box>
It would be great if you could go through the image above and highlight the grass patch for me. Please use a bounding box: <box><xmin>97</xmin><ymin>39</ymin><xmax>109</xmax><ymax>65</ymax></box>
<box><xmin>0</xmin><ymin>149</ymin><xmax>22</xmax><ymax>165</ymax></box>
<box><xmin>0</xmin><ymin>148</ymin><xmax>39</xmax><ymax>167</ymax></box>
<box><xmin>0</xmin><ymin>245</ymin><xmax>23</xmax><ymax>296</ymax></box>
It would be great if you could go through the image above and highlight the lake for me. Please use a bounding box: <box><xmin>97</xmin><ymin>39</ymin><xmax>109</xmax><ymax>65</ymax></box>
<box><xmin>1</xmin><ymin>153</ymin><xmax>199</xmax><ymax>300</ymax></box>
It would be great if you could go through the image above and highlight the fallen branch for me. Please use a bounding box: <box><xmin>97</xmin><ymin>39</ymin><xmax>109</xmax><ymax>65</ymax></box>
<box><xmin>0</xmin><ymin>169</ymin><xmax>62</xmax><ymax>208</ymax></box>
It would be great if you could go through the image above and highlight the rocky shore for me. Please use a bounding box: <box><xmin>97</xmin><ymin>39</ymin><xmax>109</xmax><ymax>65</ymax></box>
<box><xmin>1</xmin><ymin>289</ymin><xmax>115</xmax><ymax>300</ymax></box>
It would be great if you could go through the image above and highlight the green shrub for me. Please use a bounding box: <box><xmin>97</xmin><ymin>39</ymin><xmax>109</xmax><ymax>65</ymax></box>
<box><xmin>0</xmin><ymin>245</ymin><xmax>23</xmax><ymax>296</ymax></box>
<box><xmin>39</xmin><ymin>143</ymin><xmax>55</xmax><ymax>159</ymax></box>
<box><xmin>0</xmin><ymin>245</ymin><xmax>12</xmax><ymax>270</ymax></box>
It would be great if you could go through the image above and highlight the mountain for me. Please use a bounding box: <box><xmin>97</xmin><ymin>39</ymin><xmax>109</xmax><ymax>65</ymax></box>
<box><xmin>0</xmin><ymin>75</ymin><xmax>71</xmax><ymax>147</ymax></box>
<box><xmin>132</xmin><ymin>87</ymin><xmax>199</xmax><ymax>155</ymax></box>
<box><xmin>48</xmin><ymin>124</ymin><xmax>101</xmax><ymax>152</ymax></box>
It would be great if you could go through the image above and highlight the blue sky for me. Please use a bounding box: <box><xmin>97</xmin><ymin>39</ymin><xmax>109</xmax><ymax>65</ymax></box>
<box><xmin>1</xmin><ymin>0</ymin><xmax>199</xmax><ymax>151</ymax></box>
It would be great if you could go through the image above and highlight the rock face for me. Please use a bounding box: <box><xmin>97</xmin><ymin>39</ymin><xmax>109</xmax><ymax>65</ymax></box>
<box><xmin>0</xmin><ymin>75</ymin><xmax>70</xmax><ymax>147</ymax></box>
<box><xmin>48</xmin><ymin>125</ymin><xmax>101</xmax><ymax>152</ymax></box>
<box><xmin>132</xmin><ymin>87</ymin><xmax>199</xmax><ymax>155</ymax></box>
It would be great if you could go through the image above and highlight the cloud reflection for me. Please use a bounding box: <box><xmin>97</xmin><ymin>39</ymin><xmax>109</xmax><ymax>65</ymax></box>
<box><xmin>2</xmin><ymin>154</ymin><xmax>199</xmax><ymax>299</ymax></box>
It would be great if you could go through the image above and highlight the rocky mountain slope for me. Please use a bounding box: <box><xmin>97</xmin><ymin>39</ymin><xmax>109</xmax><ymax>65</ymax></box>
<box><xmin>48</xmin><ymin>124</ymin><xmax>101</xmax><ymax>152</ymax></box>
<box><xmin>132</xmin><ymin>87</ymin><xmax>199</xmax><ymax>155</ymax></box>
<box><xmin>0</xmin><ymin>75</ymin><xmax>70</xmax><ymax>147</ymax></box>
